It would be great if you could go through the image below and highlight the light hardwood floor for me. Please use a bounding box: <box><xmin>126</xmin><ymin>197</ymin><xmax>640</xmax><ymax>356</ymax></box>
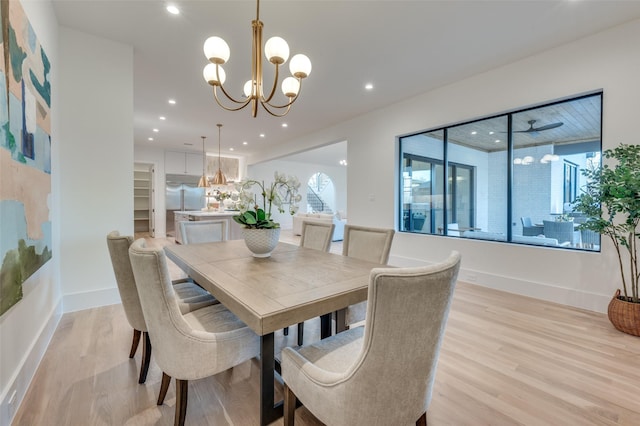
<box><xmin>12</xmin><ymin>234</ymin><xmax>640</xmax><ymax>425</ymax></box>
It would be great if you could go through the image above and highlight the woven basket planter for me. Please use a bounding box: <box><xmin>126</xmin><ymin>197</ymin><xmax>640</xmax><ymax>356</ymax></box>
<box><xmin>608</xmin><ymin>289</ymin><xmax>640</xmax><ymax>337</ymax></box>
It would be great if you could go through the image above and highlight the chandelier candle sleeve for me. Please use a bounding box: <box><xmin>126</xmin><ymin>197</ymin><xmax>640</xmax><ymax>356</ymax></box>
<box><xmin>202</xmin><ymin>0</ymin><xmax>311</xmax><ymax>117</ymax></box>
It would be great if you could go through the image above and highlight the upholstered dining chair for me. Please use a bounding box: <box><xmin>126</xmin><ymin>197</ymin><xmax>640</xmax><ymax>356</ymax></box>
<box><xmin>281</xmin><ymin>251</ymin><xmax>461</xmax><ymax>426</ymax></box>
<box><xmin>340</xmin><ymin>224</ymin><xmax>395</xmax><ymax>329</ymax></box>
<box><xmin>179</xmin><ymin>219</ymin><xmax>227</xmax><ymax>244</ymax></box>
<box><xmin>300</xmin><ymin>220</ymin><xmax>335</xmax><ymax>252</ymax></box>
<box><xmin>106</xmin><ymin>231</ymin><xmax>217</xmax><ymax>384</ymax></box>
<box><xmin>128</xmin><ymin>238</ymin><xmax>260</xmax><ymax>426</ymax></box>
<box><xmin>287</xmin><ymin>221</ymin><xmax>337</xmax><ymax>346</ymax></box>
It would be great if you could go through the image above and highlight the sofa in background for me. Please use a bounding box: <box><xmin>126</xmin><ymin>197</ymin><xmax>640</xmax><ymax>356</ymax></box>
<box><xmin>293</xmin><ymin>212</ymin><xmax>346</xmax><ymax>241</ymax></box>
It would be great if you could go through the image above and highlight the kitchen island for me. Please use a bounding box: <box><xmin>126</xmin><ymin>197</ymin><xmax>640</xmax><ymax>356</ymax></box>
<box><xmin>174</xmin><ymin>210</ymin><xmax>243</xmax><ymax>243</ymax></box>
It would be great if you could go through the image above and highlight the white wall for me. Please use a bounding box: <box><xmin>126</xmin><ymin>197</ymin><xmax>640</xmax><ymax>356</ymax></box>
<box><xmin>58</xmin><ymin>27</ymin><xmax>133</xmax><ymax>310</ymax></box>
<box><xmin>247</xmin><ymin>159</ymin><xmax>347</xmax><ymax>229</ymax></box>
<box><xmin>0</xmin><ymin>1</ymin><xmax>59</xmax><ymax>424</ymax></box>
<box><xmin>249</xmin><ymin>19</ymin><xmax>640</xmax><ymax>313</ymax></box>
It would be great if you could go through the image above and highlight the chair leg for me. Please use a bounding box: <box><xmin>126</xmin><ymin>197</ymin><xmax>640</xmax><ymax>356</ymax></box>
<box><xmin>157</xmin><ymin>372</ymin><xmax>172</xmax><ymax>405</ymax></box>
<box><xmin>416</xmin><ymin>412</ymin><xmax>427</xmax><ymax>426</ymax></box>
<box><xmin>297</xmin><ymin>322</ymin><xmax>304</xmax><ymax>346</ymax></box>
<box><xmin>139</xmin><ymin>332</ymin><xmax>152</xmax><ymax>384</ymax></box>
<box><xmin>283</xmin><ymin>383</ymin><xmax>296</xmax><ymax>426</ymax></box>
<box><xmin>174</xmin><ymin>379</ymin><xmax>189</xmax><ymax>426</ymax></box>
<box><xmin>283</xmin><ymin>326</ymin><xmax>289</xmax><ymax>336</ymax></box>
<box><xmin>129</xmin><ymin>329</ymin><xmax>141</xmax><ymax>358</ymax></box>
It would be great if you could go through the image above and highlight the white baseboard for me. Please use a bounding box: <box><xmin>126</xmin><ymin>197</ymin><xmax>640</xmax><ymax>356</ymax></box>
<box><xmin>63</xmin><ymin>286</ymin><xmax>121</xmax><ymax>313</ymax></box>
<box><xmin>389</xmin><ymin>254</ymin><xmax>610</xmax><ymax>314</ymax></box>
<box><xmin>0</xmin><ymin>299</ymin><xmax>62</xmax><ymax>426</ymax></box>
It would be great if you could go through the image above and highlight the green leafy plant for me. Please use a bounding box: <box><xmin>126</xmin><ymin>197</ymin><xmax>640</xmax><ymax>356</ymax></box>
<box><xmin>572</xmin><ymin>144</ymin><xmax>640</xmax><ymax>302</ymax></box>
<box><xmin>232</xmin><ymin>172</ymin><xmax>301</xmax><ymax>229</ymax></box>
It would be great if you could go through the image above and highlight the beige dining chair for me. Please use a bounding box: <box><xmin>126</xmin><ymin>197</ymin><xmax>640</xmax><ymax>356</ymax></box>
<box><xmin>179</xmin><ymin>219</ymin><xmax>228</xmax><ymax>244</ymax></box>
<box><xmin>282</xmin><ymin>251</ymin><xmax>461</xmax><ymax>426</ymax></box>
<box><xmin>287</xmin><ymin>221</ymin><xmax>336</xmax><ymax>346</ymax></box>
<box><xmin>128</xmin><ymin>238</ymin><xmax>260</xmax><ymax>426</ymax></box>
<box><xmin>340</xmin><ymin>224</ymin><xmax>395</xmax><ymax>329</ymax></box>
<box><xmin>106</xmin><ymin>231</ymin><xmax>217</xmax><ymax>384</ymax></box>
<box><xmin>300</xmin><ymin>220</ymin><xmax>335</xmax><ymax>252</ymax></box>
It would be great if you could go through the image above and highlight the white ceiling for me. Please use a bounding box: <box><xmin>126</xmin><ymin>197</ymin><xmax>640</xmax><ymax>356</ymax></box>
<box><xmin>52</xmin><ymin>1</ymin><xmax>640</xmax><ymax>166</ymax></box>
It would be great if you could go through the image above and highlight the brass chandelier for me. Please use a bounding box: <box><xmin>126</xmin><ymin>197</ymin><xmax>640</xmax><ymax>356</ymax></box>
<box><xmin>202</xmin><ymin>0</ymin><xmax>312</xmax><ymax>117</ymax></box>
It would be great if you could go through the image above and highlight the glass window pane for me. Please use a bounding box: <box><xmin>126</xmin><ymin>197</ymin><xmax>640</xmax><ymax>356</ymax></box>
<box><xmin>511</xmin><ymin>94</ymin><xmax>601</xmax><ymax>249</ymax></box>
<box><xmin>448</xmin><ymin>117</ymin><xmax>508</xmax><ymax>240</ymax></box>
<box><xmin>400</xmin><ymin>131</ymin><xmax>444</xmax><ymax>235</ymax></box>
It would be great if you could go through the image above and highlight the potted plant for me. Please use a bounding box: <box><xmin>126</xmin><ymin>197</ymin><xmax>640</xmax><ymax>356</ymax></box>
<box><xmin>572</xmin><ymin>143</ymin><xmax>640</xmax><ymax>336</ymax></box>
<box><xmin>233</xmin><ymin>172</ymin><xmax>301</xmax><ymax>257</ymax></box>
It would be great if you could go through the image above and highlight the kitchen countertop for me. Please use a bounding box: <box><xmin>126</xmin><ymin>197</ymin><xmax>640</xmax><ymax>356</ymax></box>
<box><xmin>182</xmin><ymin>210</ymin><xmax>239</xmax><ymax>217</ymax></box>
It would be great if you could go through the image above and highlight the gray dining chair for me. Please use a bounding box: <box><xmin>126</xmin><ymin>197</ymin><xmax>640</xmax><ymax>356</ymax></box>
<box><xmin>543</xmin><ymin>220</ymin><xmax>578</xmax><ymax>246</ymax></box>
<box><xmin>128</xmin><ymin>238</ymin><xmax>259</xmax><ymax>426</ymax></box>
<box><xmin>339</xmin><ymin>225</ymin><xmax>395</xmax><ymax>330</ymax></box>
<box><xmin>580</xmin><ymin>229</ymin><xmax>600</xmax><ymax>249</ymax></box>
<box><xmin>106</xmin><ymin>231</ymin><xmax>217</xmax><ymax>384</ymax></box>
<box><xmin>521</xmin><ymin>217</ymin><xmax>544</xmax><ymax>236</ymax></box>
<box><xmin>287</xmin><ymin>221</ymin><xmax>336</xmax><ymax>346</ymax></box>
<box><xmin>179</xmin><ymin>219</ymin><xmax>227</xmax><ymax>244</ymax></box>
<box><xmin>282</xmin><ymin>251</ymin><xmax>461</xmax><ymax>426</ymax></box>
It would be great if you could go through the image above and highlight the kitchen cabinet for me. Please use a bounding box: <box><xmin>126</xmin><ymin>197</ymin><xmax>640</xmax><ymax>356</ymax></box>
<box><xmin>165</xmin><ymin>151</ymin><xmax>204</xmax><ymax>175</ymax></box>
<box><xmin>173</xmin><ymin>211</ymin><xmax>243</xmax><ymax>243</ymax></box>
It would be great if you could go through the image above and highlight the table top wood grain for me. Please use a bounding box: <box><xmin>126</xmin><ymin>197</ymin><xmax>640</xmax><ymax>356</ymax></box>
<box><xmin>165</xmin><ymin>240</ymin><xmax>381</xmax><ymax>335</ymax></box>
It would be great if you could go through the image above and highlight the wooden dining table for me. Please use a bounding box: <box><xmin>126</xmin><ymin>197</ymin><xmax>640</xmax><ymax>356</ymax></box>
<box><xmin>164</xmin><ymin>239</ymin><xmax>381</xmax><ymax>426</ymax></box>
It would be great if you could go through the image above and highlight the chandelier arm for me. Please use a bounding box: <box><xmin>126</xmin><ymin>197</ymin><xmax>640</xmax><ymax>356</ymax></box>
<box><xmin>213</xmin><ymin>87</ymin><xmax>253</xmax><ymax>112</ymax></box>
<box><xmin>261</xmin><ymin>63</ymin><xmax>280</xmax><ymax>104</ymax></box>
<box><xmin>260</xmin><ymin>99</ymin><xmax>293</xmax><ymax>117</ymax></box>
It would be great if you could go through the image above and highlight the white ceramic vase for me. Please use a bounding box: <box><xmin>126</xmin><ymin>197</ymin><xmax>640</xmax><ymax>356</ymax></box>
<box><xmin>242</xmin><ymin>228</ymin><xmax>281</xmax><ymax>258</ymax></box>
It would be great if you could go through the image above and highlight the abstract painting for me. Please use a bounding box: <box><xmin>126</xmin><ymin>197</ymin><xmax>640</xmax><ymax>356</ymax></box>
<box><xmin>0</xmin><ymin>0</ymin><xmax>52</xmax><ymax>316</ymax></box>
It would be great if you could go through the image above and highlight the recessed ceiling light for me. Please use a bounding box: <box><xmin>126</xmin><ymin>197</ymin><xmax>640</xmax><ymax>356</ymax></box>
<box><xmin>159</xmin><ymin>116</ymin><xmax>166</xmax><ymax>120</ymax></box>
<box><xmin>471</xmin><ymin>131</ymin><xmax>477</xmax><ymax>135</ymax></box>
<box><xmin>489</xmin><ymin>131</ymin><xmax>495</xmax><ymax>135</ymax></box>
<box><xmin>153</xmin><ymin>128</ymin><xmax>159</xmax><ymax>132</ymax></box>
<box><xmin>168</xmin><ymin>99</ymin><xmax>176</xmax><ymax>104</ymax></box>
<box><xmin>365</xmin><ymin>83</ymin><xmax>373</xmax><ymax>90</ymax></box>
<box><xmin>242</xmin><ymin>141</ymin><xmax>248</xmax><ymax>145</ymax></box>
<box><xmin>495</xmin><ymin>139</ymin><xmax>501</xmax><ymax>143</ymax></box>
<box><xmin>259</xmin><ymin>133</ymin><xmax>265</xmax><ymax>138</ymax></box>
<box><xmin>166</xmin><ymin>5</ymin><xmax>180</xmax><ymax>15</ymax></box>
<box><xmin>229</xmin><ymin>148</ymin><xmax>234</xmax><ymax>151</ymax></box>
<box><xmin>339</xmin><ymin>159</ymin><xmax>348</xmax><ymax>166</ymax></box>
<box><xmin>148</xmin><ymin>137</ymin><xmax>154</xmax><ymax>141</ymax></box>
<box><xmin>282</xmin><ymin>123</ymin><xmax>288</xmax><ymax>128</ymax></box>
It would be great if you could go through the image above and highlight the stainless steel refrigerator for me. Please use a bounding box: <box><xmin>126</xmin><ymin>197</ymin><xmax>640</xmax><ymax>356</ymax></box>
<box><xmin>165</xmin><ymin>174</ymin><xmax>204</xmax><ymax>237</ymax></box>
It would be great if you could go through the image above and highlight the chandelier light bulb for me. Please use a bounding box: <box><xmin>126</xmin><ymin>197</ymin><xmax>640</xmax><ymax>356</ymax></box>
<box><xmin>203</xmin><ymin>63</ymin><xmax>226</xmax><ymax>85</ymax></box>
<box><xmin>244</xmin><ymin>80</ymin><xmax>254</xmax><ymax>97</ymax></box>
<box><xmin>264</xmin><ymin>36</ymin><xmax>290</xmax><ymax>64</ymax></box>
<box><xmin>281</xmin><ymin>77</ymin><xmax>300</xmax><ymax>97</ymax></box>
<box><xmin>204</xmin><ymin>36</ymin><xmax>230</xmax><ymax>64</ymax></box>
<box><xmin>289</xmin><ymin>54</ymin><xmax>312</xmax><ymax>78</ymax></box>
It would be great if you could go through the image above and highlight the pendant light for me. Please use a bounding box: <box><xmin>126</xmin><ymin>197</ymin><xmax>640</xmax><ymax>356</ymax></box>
<box><xmin>197</xmin><ymin>136</ymin><xmax>208</xmax><ymax>188</ymax></box>
<box><xmin>212</xmin><ymin>124</ymin><xmax>227</xmax><ymax>185</ymax></box>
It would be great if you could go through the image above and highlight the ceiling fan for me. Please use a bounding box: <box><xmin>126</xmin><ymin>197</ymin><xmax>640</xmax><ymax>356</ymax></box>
<box><xmin>515</xmin><ymin>119</ymin><xmax>564</xmax><ymax>133</ymax></box>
